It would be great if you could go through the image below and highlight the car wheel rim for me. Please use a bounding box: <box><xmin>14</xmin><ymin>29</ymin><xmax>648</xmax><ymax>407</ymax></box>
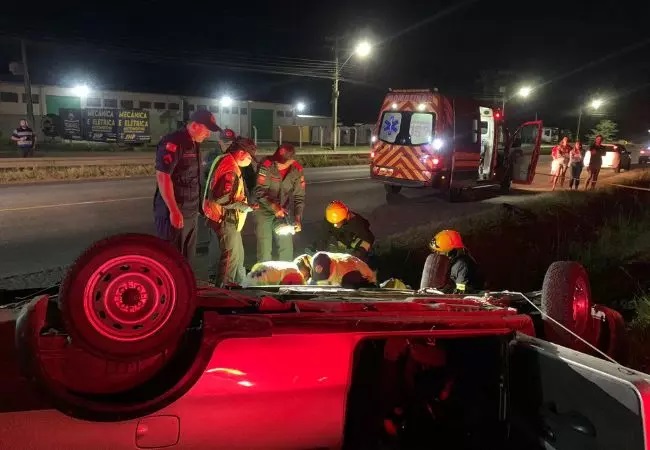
<box><xmin>82</xmin><ymin>255</ymin><xmax>177</xmax><ymax>343</ymax></box>
<box><xmin>572</xmin><ymin>276</ymin><xmax>589</xmax><ymax>331</ymax></box>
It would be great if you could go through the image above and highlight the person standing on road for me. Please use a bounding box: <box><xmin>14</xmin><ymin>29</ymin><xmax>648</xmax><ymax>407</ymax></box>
<box><xmin>309</xmin><ymin>200</ymin><xmax>375</xmax><ymax>263</ymax></box>
<box><xmin>585</xmin><ymin>135</ymin><xmax>606</xmax><ymax>190</ymax></box>
<box><xmin>428</xmin><ymin>230</ymin><xmax>483</xmax><ymax>294</ymax></box>
<box><xmin>550</xmin><ymin>136</ymin><xmax>571</xmax><ymax>189</ymax></box>
<box><xmin>203</xmin><ymin>137</ymin><xmax>257</xmax><ymax>286</ymax></box>
<box><xmin>254</xmin><ymin>143</ymin><xmax>306</xmax><ymax>263</ymax></box>
<box><xmin>11</xmin><ymin>119</ymin><xmax>37</xmax><ymax>158</ymax></box>
<box><xmin>153</xmin><ymin>110</ymin><xmax>221</xmax><ymax>260</ymax></box>
<box><xmin>568</xmin><ymin>141</ymin><xmax>584</xmax><ymax>190</ymax></box>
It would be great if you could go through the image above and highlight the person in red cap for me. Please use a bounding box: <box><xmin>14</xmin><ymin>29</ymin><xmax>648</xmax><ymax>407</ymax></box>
<box><xmin>153</xmin><ymin>110</ymin><xmax>221</xmax><ymax>260</ymax></box>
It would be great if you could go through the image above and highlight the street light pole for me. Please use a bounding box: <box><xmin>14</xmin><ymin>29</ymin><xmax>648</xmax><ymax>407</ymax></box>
<box><xmin>20</xmin><ymin>40</ymin><xmax>35</xmax><ymax>128</ymax></box>
<box><xmin>331</xmin><ymin>39</ymin><xmax>340</xmax><ymax>150</ymax></box>
<box><xmin>576</xmin><ymin>108</ymin><xmax>583</xmax><ymax>141</ymax></box>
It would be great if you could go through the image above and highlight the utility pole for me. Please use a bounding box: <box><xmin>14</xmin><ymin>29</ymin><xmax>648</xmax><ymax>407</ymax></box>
<box><xmin>21</xmin><ymin>39</ymin><xmax>35</xmax><ymax>127</ymax></box>
<box><xmin>576</xmin><ymin>108</ymin><xmax>583</xmax><ymax>141</ymax></box>
<box><xmin>331</xmin><ymin>38</ymin><xmax>339</xmax><ymax>150</ymax></box>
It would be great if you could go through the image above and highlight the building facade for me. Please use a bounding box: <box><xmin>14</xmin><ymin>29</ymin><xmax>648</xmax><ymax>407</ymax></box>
<box><xmin>0</xmin><ymin>82</ymin><xmax>348</xmax><ymax>144</ymax></box>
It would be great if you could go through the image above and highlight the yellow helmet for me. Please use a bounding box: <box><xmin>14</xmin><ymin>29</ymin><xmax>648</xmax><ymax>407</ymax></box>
<box><xmin>325</xmin><ymin>200</ymin><xmax>349</xmax><ymax>225</ymax></box>
<box><xmin>430</xmin><ymin>229</ymin><xmax>464</xmax><ymax>254</ymax></box>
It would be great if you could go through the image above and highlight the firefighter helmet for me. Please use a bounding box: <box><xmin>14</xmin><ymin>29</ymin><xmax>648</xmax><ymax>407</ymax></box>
<box><xmin>325</xmin><ymin>200</ymin><xmax>349</xmax><ymax>225</ymax></box>
<box><xmin>430</xmin><ymin>230</ymin><xmax>464</xmax><ymax>254</ymax></box>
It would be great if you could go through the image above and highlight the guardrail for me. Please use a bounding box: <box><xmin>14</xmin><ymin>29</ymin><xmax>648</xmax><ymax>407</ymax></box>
<box><xmin>0</xmin><ymin>149</ymin><xmax>370</xmax><ymax>169</ymax></box>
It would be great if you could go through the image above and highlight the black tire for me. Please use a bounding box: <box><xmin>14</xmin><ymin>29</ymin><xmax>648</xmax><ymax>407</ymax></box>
<box><xmin>384</xmin><ymin>184</ymin><xmax>402</xmax><ymax>194</ymax></box>
<box><xmin>541</xmin><ymin>261</ymin><xmax>592</xmax><ymax>336</ymax></box>
<box><xmin>420</xmin><ymin>253</ymin><xmax>451</xmax><ymax>290</ymax></box>
<box><xmin>58</xmin><ymin>233</ymin><xmax>197</xmax><ymax>360</ymax></box>
<box><xmin>447</xmin><ymin>187</ymin><xmax>463</xmax><ymax>202</ymax></box>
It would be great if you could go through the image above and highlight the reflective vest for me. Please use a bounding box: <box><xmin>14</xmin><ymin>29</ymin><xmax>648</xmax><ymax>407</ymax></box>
<box><xmin>203</xmin><ymin>154</ymin><xmax>247</xmax><ymax>231</ymax></box>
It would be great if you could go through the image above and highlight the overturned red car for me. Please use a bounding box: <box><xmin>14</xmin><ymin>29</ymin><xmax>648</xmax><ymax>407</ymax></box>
<box><xmin>1</xmin><ymin>234</ymin><xmax>648</xmax><ymax>450</ymax></box>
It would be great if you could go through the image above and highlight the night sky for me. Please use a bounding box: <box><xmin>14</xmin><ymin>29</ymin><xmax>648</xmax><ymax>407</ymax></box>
<box><xmin>0</xmin><ymin>0</ymin><xmax>648</xmax><ymax>141</ymax></box>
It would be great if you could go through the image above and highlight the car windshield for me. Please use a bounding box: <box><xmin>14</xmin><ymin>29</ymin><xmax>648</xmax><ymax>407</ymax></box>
<box><xmin>378</xmin><ymin>111</ymin><xmax>436</xmax><ymax>145</ymax></box>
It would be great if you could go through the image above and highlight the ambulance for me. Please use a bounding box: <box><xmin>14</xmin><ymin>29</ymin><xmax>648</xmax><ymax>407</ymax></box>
<box><xmin>369</xmin><ymin>89</ymin><xmax>543</xmax><ymax>200</ymax></box>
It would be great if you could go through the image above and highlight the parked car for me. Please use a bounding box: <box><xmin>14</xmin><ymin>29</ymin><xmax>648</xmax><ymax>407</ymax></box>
<box><xmin>583</xmin><ymin>143</ymin><xmax>632</xmax><ymax>172</ymax></box>
<box><xmin>639</xmin><ymin>145</ymin><xmax>649</xmax><ymax>165</ymax></box>
<box><xmin>0</xmin><ymin>234</ymin><xmax>646</xmax><ymax>450</ymax></box>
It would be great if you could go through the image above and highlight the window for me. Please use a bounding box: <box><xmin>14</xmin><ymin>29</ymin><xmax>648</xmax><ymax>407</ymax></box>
<box><xmin>103</xmin><ymin>98</ymin><xmax>117</xmax><ymax>108</ymax></box>
<box><xmin>120</xmin><ymin>100</ymin><xmax>134</xmax><ymax>109</ymax></box>
<box><xmin>285</xmin><ymin>110</ymin><xmax>293</xmax><ymax>117</ymax></box>
<box><xmin>222</xmin><ymin>107</ymin><xmax>230</xmax><ymax>114</ymax></box>
<box><xmin>240</xmin><ymin>107</ymin><xmax>248</xmax><ymax>115</ymax></box>
<box><xmin>277</xmin><ymin>110</ymin><xmax>285</xmax><ymax>117</ymax></box>
<box><xmin>481</xmin><ymin>121</ymin><xmax>489</xmax><ymax>135</ymax></box>
<box><xmin>139</xmin><ymin>101</ymin><xmax>152</xmax><ymax>109</ymax></box>
<box><xmin>1</xmin><ymin>92</ymin><xmax>19</xmax><ymax>102</ymax></box>
<box><xmin>154</xmin><ymin>102</ymin><xmax>166</xmax><ymax>110</ymax></box>
<box><xmin>168</xmin><ymin>103</ymin><xmax>179</xmax><ymax>110</ymax></box>
<box><xmin>188</xmin><ymin>104</ymin><xmax>195</xmax><ymax>111</ymax></box>
<box><xmin>209</xmin><ymin>105</ymin><xmax>219</xmax><ymax>113</ymax></box>
<box><xmin>379</xmin><ymin>112</ymin><xmax>402</xmax><ymax>143</ymax></box>
<box><xmin>230</xmin><ymin>107</ymin><xmax>238</xmax><ymax>115</ymax></box>
<box><xmin>86</xmin><ymin>97</ymin><xmax>101</xmax><ymax>107</ymax></box>
<box><xmin>197</xmin><ymin>104</ymin><xmax>207</xmax><ymax>111</ymax></box>
<box><xmin>21</xmin><ymin>94</ymin><xmax>40</xmax><ymax>104</ymax></box>
<box><xmin>409</xmin><ymin>113</ymin><xmax>434</xmax><ymax>145</ymax></box>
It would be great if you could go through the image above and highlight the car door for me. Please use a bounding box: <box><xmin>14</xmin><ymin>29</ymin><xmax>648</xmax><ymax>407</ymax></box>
<box><xmin>509</xmin><ymin>333</ymin><xmax>649</xmax><ymax>450</ymax></box>
<box><xmin>508</xmin><ymin>120</ymin><xmax>543</xmax><ymax>184</ymax></box>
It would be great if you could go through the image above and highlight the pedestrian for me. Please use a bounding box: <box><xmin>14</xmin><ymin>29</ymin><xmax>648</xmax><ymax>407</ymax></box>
<box><xmin>254</xmin><ymin>143</ymin><xmax>306</xmax><ymax>263</ymax></box>
<box><xmin>550</xmin><ymin>136</ymin><xmax>571</xmax><ymax>190</ymax></box>
<box><xmin>153</xmin><ymin>110</ymin><xmax>221</xmax><ymax>260</ymax></box>
<box><xmin>568</xmin><ymin>141</ymin><xmax>584</xmax><ymax>190</ymax></box>
<box><xmin>203</xmin><ymin>136</ymin><xmax>257</xmax><ymax>286</ymax></box>
<box><xmin>427</xmin><ymin>229</ymin><xmax>484</xmax><ymax>294</ymax></box>
<box><xmin>585</xmin><ymin>134</ymin><xmax>606</xmax><ymax>190</ymax></box>
<box><xmin>11</xmin><ymin>119</ymin><xmax>37</xmax><ymax>158</ymax></box>
<box><xmin>202</xmin><ymin>133</ymin><xmax>227</xmax><ymax>284</ymax></box>
<box><xmin>310</xmin><ymin>200</ymin><xmax>375</xmax><ymax>263</ymax></box>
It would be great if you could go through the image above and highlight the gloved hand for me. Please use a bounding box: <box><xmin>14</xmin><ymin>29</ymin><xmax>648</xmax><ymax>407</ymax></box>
<box><xmin>234</xmin><ymin>202</ymin><xmax>254</xmax><ymax>213</ymax></box>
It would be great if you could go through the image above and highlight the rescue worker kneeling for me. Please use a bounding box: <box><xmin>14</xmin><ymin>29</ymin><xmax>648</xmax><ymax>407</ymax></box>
<box><xmin>310</xmin><ymin>251</ymin><xmax>377</xmax><ymax>289</ymax></box>
<box><xmin>241</xmin><ymin>254</ymin><xmax>312</xmax><ymax>288</ymax></box>
<box><xmin>203</xmin><ymin>137</ymin><xmax>257</xmax><ymax>286</ymax></box>
<box><xmin>427</xmin><ymin>230</ymin><xmax>484</xmax><ymax>294</ymax></box>
<box><xmin>311</xmin><ymin>200</ymin><xmax>375</xmax><ymax>263</ymax></box>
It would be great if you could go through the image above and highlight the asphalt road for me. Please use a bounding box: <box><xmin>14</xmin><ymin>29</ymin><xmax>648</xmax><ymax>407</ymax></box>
<box><xmin>0</xmin><ymin>156</ymin><xmax>623</xmax><ymax>280</ymax></box>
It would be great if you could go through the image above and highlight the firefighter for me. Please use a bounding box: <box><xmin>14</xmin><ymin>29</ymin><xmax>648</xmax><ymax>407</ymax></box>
<box><xmin>254</xmin><ymin>143</ymin><xmax>306</xmax><ymax>262</ymax></box>
<box><xmin>428</xmin><ymin>229</ymin><xmax>483</xmax><ymax>294</ymax></box>
<box><xmin>310</xmin><ymin>200</ymin><xmax>375</xmax><ymax>263</ymax></box>
<box><xmin>154</xmin><ymin>110</ymin><xmax>220</xmax><ymax>260</ymax></box>
<box><xmin>203</xmin><ymin>136</ymin><xmax>257</xmax><ymax>286</ymax></box>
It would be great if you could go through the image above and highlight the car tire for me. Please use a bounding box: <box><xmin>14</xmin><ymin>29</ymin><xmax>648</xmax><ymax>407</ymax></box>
<box><xmin>541</xmin><ymin>261</ymin><xmax>592</xmax><ymax>337</ymax></box>
<box><xmin>385</xmin><ymin>184</ymin><xmax>402</xmax><ymax>194</ymax></box>
<box><xmin>58</xmin><ymin>233</ymin><xmax>197</xmax><ymax>360</ymax></box>
<box><xmin>420</xmin><ymin>253</ymin><xmax>451</xmax><ymax>290</ymax></box>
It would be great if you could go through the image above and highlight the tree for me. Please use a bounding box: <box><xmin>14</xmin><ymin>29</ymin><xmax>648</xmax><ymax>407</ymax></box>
<box><xmin>586</xmin><ymin>119</ymin><xmax>618</xmax><ymax>143</ymax></box>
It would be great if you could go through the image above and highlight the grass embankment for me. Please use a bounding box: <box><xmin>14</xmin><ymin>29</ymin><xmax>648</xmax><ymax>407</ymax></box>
<box><xmin>0</xmin><ymin>154</ymin><xmax>370</xmax><ymax>183</ymax></box>
<box><xmin>376</xmin><ymin>171</ymin><xmax>650</xmax><ymax>366</ymax></box>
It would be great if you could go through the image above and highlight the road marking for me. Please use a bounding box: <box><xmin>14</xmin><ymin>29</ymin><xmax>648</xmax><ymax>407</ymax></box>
<box><xmin>0</xmin><ymin>196</ymin><xmax>151</xmax><ymax>213</ymax></box>
<box><xmin>0</xmin><ymin>177</ymin><xmax>372</xmax><ymax>212</ymax></box>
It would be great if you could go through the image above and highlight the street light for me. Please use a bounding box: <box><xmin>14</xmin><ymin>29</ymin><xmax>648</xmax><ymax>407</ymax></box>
<box><xmin>72</xmin><ymin>84</ymin><xmax>90</xmax><ymax>97</ymax></box>
<box><xmin>331</xmin><ymin>38</ymin><xmax>372</xmax><ymax>149</ymax></box>
<box><xmin>518</xmin><ymin>86</ymin><xmax>533</xmax><ymax>98</ymax></box>
<box><xmin>220</xmin><ymin>95</ymin><xmax>233</xmax><ymax>107</ymax></box>
<box><xmin>576</xmin><ymin>97</ymin><xmax>605</xmax><ymax>140</ymax></box>
<box><xmin>295</xmin><ymin>102</ymin><xmax>306</xmax><ymax>113</ymax></box>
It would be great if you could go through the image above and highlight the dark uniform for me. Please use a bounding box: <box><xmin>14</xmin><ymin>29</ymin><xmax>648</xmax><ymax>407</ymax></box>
<box><xmin>153</xmin><ymin>128</ymin><xmax>201</xmax><ymax>259</ymax></box>
<box><xmin>441</xmin><ymin>249</ymin><xmax>484</xmax><ymax>294</ymax></box>
<box><xmin>311</xmin><ymin>212</ymin><xmax>375</xmax><ymax>262</ymax></box>
<box><xmin>254</xmin><ymin>158</ymin><xmax>306</xmax><ymax>262</ymax></box>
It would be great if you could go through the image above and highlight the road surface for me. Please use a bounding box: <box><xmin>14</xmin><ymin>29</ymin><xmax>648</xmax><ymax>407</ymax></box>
<box><xmin>0</xmin><ymin>157</ymin><xmax>624</xmax><ymax>281</ymax></box>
